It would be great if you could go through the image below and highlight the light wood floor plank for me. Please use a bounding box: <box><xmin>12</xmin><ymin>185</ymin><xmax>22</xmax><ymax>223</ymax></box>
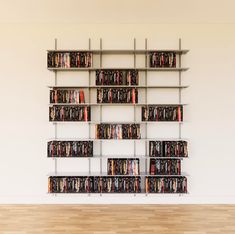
<box><xmin>0</xmin><ymin>205</ymin><xmax>235</xmax><ymax>234</ymax></box>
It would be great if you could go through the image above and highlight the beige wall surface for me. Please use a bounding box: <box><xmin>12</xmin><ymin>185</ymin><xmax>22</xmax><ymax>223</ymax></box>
<box><xmin>1</xmin><ymin>0</ymin><xmax>235</xmax><ymax>24</ymax></box>
<box><xmin>0</xmin><ymin>1</ymin><xmax>235</xmax><ymax>203</ymax></box>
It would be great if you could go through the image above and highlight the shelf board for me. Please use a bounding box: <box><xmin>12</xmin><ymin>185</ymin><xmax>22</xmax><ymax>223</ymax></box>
<box><xmin>47</xmin><ymin>137</ymin><xmax>188</xmax><ymax>141</ymax></box>
<box><xmin>47</xmin><ymin>172</ymin><xmax>187</xmax><ymax>177</ymax></box>
<box><xmin>48</xmin><ymin>172</ymin><xmax>141</xmax><ymax>177</ymax></box>
<box><xmin>48</xmin><ymin>85</ymin><xmax>189</xmax><ymax>89</ymax></box>
<box><xmin>48</xmin><ymin>191</ymin><xmax>145</xmax><ymax>194</ymax></box>
<box><xmin>50</xmin><ymin>121</ymin><xmax>184</xmax><ymax>124</ymax></box>
<box><xmin>47</xmin><ymin>49</ymin><xmax>189</xmax><ymax>54</ymax></box>
<box><xmin>146</xmin><ymin>175</ymin><xmax>184</xmax><ymax>177</ymax></box>
<box><xmin>143</xmin><ymin>156</ymin><xmax>187</xmax><ymax>159</ymax></box>
<box><xmin>47</xmin><ymin>67</ymin><xmax>189</xmax><ymax>72</ymax></box>
<box><xmin>48</xmin><ymin>191</ymin><xmax>187</xmax><ymax>195</ymax></box>
<box><xmin>49</xmin><ymin>103</ymin><xmax>187</xmax><ymax>106</ymax></box>
<box><xmin>48</xmin><ymin>155</ymin><xmax>187</xmax><ymax>159</ymax></box>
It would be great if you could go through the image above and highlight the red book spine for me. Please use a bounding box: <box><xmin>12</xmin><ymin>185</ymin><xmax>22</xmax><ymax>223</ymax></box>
<box><xmin>132</xmin><ymin>88</ymin><xmax>135</xmax><ymax>104</ymax></box>
<box><xmin>150</xmin><ymin>160</ymin><xmax>155</xmax><ymax>175</ymax></box>
<box><xmin>178</xmin><ymin>106</ymin><xmax>181</xmax><ymax>122</ymax></box>
<box><xmin>79</xmin><ymin>90</ymin><xmax>85</xmax><ymax>103</ymax></box>
<box><xmin>54</xmin><ymin>90</ymin><xmax>58</xmax><ymax>103</ymax></box>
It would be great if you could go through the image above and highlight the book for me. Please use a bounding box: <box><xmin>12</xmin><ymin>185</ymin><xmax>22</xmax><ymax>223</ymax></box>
<box><xmin>47</xmin><ymin>52</ymin><xmax>92</xmax><ymax>68</ymax></box>
<box><xmin>142</xmin><ymin>105</ymin><xmax>183</xmax><ymax>121</ymax></box>
<box><xmin>48</xmin><ymin>176</ymin><xmax>141</xmax><ymax>193</ymax></box>
<box><xmin>96</xmin><ymin>70</ymin><xmax>139</xmax><ymax>86</ymax></box>
<box><xmin>149</xmin><ymin>52</ymin><xmax>176</xmax><ymax>68</ymax></box>
<box><xmin>146</xmin><ymin>176</ymin><xmax>187</xmax><ymax>193</ymax></box>
<box><xmin>149</xmin><ymin>141</ymin><xmax>188</xmax><ymax>157</ymax></box>
<box><xmin>97</xmin><ymin>88</ymin><xmax>138</xmax><ymax>104</ymax></box>
<box><xmin>107</xmin><ymin>158</ymin><xmax>140</xmax><ymax>175</ymax></box>
<box><xmin>50</xmin><ymin>89</ymin><xmax>85</xmax><ymax>104</ymax></box>
<box><xmin>47</xmin><ymin>141</ymin><xmax>93</xmax><ymax>157</ymax></box>
<box><xmin>149</xmin><ymin>158</ymin><xmax>181</xmax><ymax>175</ymax></box>
<box><xmin>95</xmin><ymin>124</ymin><xmax>141</xmax><ymax>139</ymax></box>
<box><xmin>49</xmin><ymin>105</ymin><xmax>91</xmax><ymax>121</ymax></box>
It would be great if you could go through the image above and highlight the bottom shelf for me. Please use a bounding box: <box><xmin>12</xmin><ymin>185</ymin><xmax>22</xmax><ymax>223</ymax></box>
<box><xmin>48</xmin><ymin>176</ymin><xmax>187</xmax><ymax>194</ymax></box>
<box><xmin>49</xmin><ymin>192</ymin><xmax>188</xmax><ymax>194</ymax></box>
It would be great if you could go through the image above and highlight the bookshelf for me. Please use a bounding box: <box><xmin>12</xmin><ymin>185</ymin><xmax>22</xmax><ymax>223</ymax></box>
<box><xmin>47</xmin><ymin>38</ymin><xmax>189</xmax><ymax>195</ymax></box>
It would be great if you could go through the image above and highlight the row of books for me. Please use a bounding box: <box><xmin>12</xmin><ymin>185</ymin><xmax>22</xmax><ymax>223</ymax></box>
<box><xmin>97</xmin><ymin>88</ymin><xmax>138</xmax><ymax>104</ymax></box>
<box><xmin>50</xmin><ymin>90</ymin><xmax>85</xmax><ymax>104</ymax></box>
<box><xmin>48</xmin><ymin>176</ymin><xmax>141</xmax><ymax>193</ymax></box>
<box><xmin>95</xmin><ymin>124</ymin><xmax>141</xmax><ymax>139</ymax></box>
<box><xmin>49</xmin><ymin>106</ymin><xmax>90</xmax><ymax>121</ymax></box>
<box><xmin>46</xmin><ymin>140</ymin><xmax>188</xmax><ymax>158</ymax></box>
<box><xmin>150</xmin><ymin>159</ymin><xmax>181</xmax><ymax>175</ymax></box>
<box><xmin>47</xmin><ymin>51</ymin><xmax>178</xmax><ymax>69</ymax></box>
<box><xmin>142</xmin><ymin>105</ymin><xmax>183</xmax><ymax>121</ymax></box>
<box><xmin>48</xmin><ymin>176</ymin><xmax>187</xmax><ymax>193</ymax></box>
<box><xmin>146</xmin><ymin>177</ymin><xmax>187</xmax><ymax>193</ymax></box>
<box><xmin>96</xmin><ymin>70</ymin><xmax>139</xmax><ymax>86</ymax></box>
<box><xmin>47</xmin><ymin>52</ymin><xmax>92</xmax><ymax>68</ymax></box>
<box><xmin>107</xmin><ymin>159</ymin><xmax>139</xmax><ymax>176</ymax></box>
<box><xmin>149</xmin><ymin>141</ymin><xmax>188</xmax><ymax>157</ymax></box>
<box><xmin>47</xmin><ymin>141</ymin><xmax>93</xmax><ymax>157</ymax></box>
<box><xmin>48</xmin><ymin>105</ymin><xmax>184</xmax><ymax>123</ymax></box>
<box><xmin>149</xmin><ymin>52</ymin><xmax>176</xmax><ymax>68</ymax></box>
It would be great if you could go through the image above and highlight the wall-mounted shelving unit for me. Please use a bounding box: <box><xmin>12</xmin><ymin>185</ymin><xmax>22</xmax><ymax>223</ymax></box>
<box><xmin>47</xmin><ymin>38</ymin><xmax>189</xmax><ymax>195</ymax></box>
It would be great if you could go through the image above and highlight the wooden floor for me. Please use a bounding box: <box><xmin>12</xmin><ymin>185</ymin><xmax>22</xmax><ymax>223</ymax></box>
<box><xmin>0</xmin><ymin>205</ymin><xmax>235</xmax><ymax>234</ymax></box>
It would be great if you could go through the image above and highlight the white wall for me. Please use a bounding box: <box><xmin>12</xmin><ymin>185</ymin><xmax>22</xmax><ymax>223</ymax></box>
<box><xmin>0</xmin><ymin>23</ymin><xmax>235</xmax><ymax>204</ymax></box>
<box><xmin>0</xmin><ymin>1</ymin><xmax>235</xmax><ymax>204</ymax></box>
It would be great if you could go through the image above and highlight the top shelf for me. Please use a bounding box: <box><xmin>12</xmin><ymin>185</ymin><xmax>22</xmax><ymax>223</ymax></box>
<box><xmin>47</xmin><ymin>49</ymin><xmax>189</xmax><ymax>55</ymax></box>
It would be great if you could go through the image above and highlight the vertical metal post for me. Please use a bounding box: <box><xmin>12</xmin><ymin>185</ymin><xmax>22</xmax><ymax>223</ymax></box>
<box><xmin>134</xmin><ymin>38</ymin><xmax>136</xmax><ymax>69</ymax></box>
<box><xmin>133</xmin><ymin>39</ymin><xmax>138</xmax><ymax>195</ymax></box>
<box><xmin>99</xmin><ymin>38</ymin><xmax>103</xmax><ymax>177</ymax></box>
<box><xmin>178</xmin><ymin>39</ymin><xmax>183</xmax><ymax>197</ymax></box>
<box><xmin>144</xmin><ymin>38</ymin><xmax>148</xmax><ymax>195</ymax></box>
<box><xmin>145</xmin><ymin>38</ymin><xmax>148</xmax><ymax>157</ymax></box>
<box><xmin>88</xmin><ymin>38</ymin><xmax>91</xmax><ymax>175</ymax></box>
<box><xmin>54</xmin><ymin>38</ymin><xmax>58</xmax><ymax>175</ymax></box>
<box><xmin>133</xmin><ymin>39</ymin><xmax>137</xmax><ymax>196</ymax></box>
<box><xmin>179</xmin><ymin>38</ymin><xmax>182</xmax><ymax>139</ymax></box>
